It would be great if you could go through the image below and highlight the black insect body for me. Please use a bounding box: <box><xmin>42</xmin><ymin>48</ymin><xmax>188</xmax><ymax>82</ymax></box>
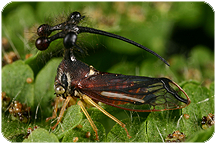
<box><xmin>36</xmin><ymin>12</ymin><xmax>190</xmax><ymax>140</ymax></box>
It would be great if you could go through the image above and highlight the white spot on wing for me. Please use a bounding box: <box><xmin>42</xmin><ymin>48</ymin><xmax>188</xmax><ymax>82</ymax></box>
<box><xmin>89</xmin><ymin>69</ymin><xmax>95</xmax><ymax>76</ymax></box>
<box><xmin>85</xmin><ymin>65</ymin><xmax>98</xmax><ymax>77</ymax></box>
<box><xmin>101</xmin><ymin>91</ymin><xmax>145</xmax><ymax>103</ymax></box>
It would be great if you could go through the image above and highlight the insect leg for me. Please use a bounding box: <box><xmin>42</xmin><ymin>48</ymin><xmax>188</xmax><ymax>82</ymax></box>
<box><xmin>51</xmin><ymin>96</ymin><xmax>72</xmax><ymax>130</ymax></box>
<box><xmin>77</xmin><ymin>100</ymin><xmax>99</xmax><ymax>140</ymax></box>
<box><xmin>82</xmin><ymin>95</ymin><xmax>132</xmax><ymax>139</ymax></box>
<box><xmin>46</xmin><ymin>97</ymin><xmax>60</xmax><ymax>122</ymax></box>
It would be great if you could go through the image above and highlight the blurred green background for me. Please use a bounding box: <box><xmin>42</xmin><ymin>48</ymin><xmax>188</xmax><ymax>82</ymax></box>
<box><xmin>2</xmin><ymin>2</ymin><xmax>214</xmax><ymax>84</ymax></box>
<box><xmin>1</xmin><ymin>2</ymin><xmax>214</xmax><ymax>142</ymax></box>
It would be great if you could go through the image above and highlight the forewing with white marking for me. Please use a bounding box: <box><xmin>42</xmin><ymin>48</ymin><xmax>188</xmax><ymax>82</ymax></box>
<box><xmin>78</xmin><ymin>73</ymin><xmax>190</xmax><ymax>112</ymax></box>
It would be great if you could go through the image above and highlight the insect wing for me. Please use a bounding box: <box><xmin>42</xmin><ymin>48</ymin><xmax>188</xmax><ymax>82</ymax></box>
<box><xmin>78</xmin><ymin>73</ymin><xmax>190</xmax><ymax>112</ymax></box>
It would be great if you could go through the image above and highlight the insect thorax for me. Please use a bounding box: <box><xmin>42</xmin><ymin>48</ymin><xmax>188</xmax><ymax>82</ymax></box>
<box><xmin>54</xmin><ymin>49</ymin><xmax>94</xmax><ymax>99</ymax></box>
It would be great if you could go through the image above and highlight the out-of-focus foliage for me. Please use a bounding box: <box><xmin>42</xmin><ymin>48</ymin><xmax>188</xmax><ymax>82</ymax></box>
<box><xmin>2</xmin><ymin>2</ymin><xmax>214</xmax><ymax>142</ymax></box>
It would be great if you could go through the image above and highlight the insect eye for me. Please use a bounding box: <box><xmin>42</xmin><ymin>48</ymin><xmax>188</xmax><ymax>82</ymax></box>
<box><xmin>55</xmin><ymin>85</ymin><xmax>65</xmax><ymax>95</ymax></box>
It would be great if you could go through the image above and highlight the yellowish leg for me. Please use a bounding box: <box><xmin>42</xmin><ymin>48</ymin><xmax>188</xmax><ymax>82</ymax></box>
<box><xmin>51</xmin><ymin>96</ymin><xmax>72</xmax><ymax>130</ymax></box>
<box><xmin>77</xmin><ymin>100</ymin><xmax>99</xmax><ymax>140</ymax></box>
<box><xmin>82</xmin><ymin>95</ymin><xmax>132</xmax><ymax>139</ymax></box>
<box><xmin>46</xmin><ymin>97</ymin><xmax>60</xmax><ymax>122</ymax></box>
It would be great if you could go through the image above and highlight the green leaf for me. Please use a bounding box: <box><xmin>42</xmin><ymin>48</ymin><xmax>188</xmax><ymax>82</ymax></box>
<box><xmin>23</xmin><ymin>128</ymin><xmax>59</xmax><ymax>142</ymax></box>
<box><xmin>2</xmin><ymin>60</ymin><xmax>34</xmax><ymax>107</ymax></box>
<box><xmin>2</xmin><ymin>2</ymin><xmax>214</xmax><ymax>142</ymax></box>
<box><xmin>107</xmin><ymin>117</ymin><xmax>147</xmax><ymax>142</ymax></box>
<box><xmin>146</xmin><ymin>110</ymin><xmax>182</xmax><ymax>142</ymax></box>
<box><xmin>182</xmin><ymin>82</ymin><xmax>214</xmax><ymax>123</ymax></box>
<box><xmin>2</xmin><ymin>114</ymin><xmax>28</xmax><ymax>142</ymax></box>
<box><xmin>34</xmin><ymin>58</ymin><xmax>62</xmax><ymax>118</ymax></box>
<box><xmin>53</xmin><ymin>105</ymin><xmax>83</xmax><ymax>139</ymax></box>
<box><xmin>209</xmin><ymin>82</ymin><xmax>214</xmax><ymax>98</ymax></box>
<box><xmin>186</xmin><ymin>126</ymin><xmax>214</xmax><ymax>142</ymax></box>
<box><xmin>178</xmin><ymin>82</ymin><xmax>214</xmax><ymax>139</ymax></box>
<box><xmin>62</xmin><ymin>119</ymin><xmax>106</xmax><ymax>142</ymax></box>
<box><xmin>2</xmin><ymin>3</ymin><xmax>36</xmax><ymax>59</ymax></box>
<box><xmin>108</xmin><ymin>61</ymin><xmax>138</xmax><ymax>75</ymax></box>
<box><xmin>145</xmin><ymin>82</ymin><xmax>214</xmax><ymax>142</ymax></box>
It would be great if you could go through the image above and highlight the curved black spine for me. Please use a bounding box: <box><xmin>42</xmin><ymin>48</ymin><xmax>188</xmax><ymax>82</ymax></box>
<box><xmin>78</xmin><ymin>26</ymin><xmax>170</xmax><ymax>66</ymax></box>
